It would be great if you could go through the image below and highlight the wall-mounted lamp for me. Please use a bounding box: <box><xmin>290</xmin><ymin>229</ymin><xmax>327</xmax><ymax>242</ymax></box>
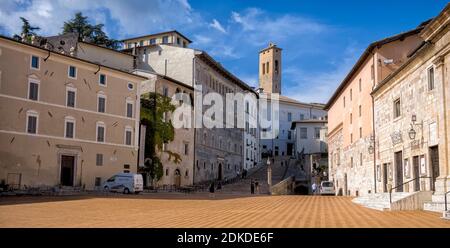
<box><xmin>408</xmin><ymin>114</ymin><xmax>423</xmax><ymax>141</ymax></box>
<box><xmin>368</xmin><ymin>135</ymin><xmax>375</xmax><ymax>154</ymax></box>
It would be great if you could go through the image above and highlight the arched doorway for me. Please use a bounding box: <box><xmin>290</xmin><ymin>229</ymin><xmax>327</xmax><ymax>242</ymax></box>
<box><xmin>174</xmin><ymin>169</ymin><xmax>181</xmax><ymax>187</ymax></box>
<box><xmin>218</xmin><ymin>163</ymin><xmax>223</xmax><ymax>181</ymax></box>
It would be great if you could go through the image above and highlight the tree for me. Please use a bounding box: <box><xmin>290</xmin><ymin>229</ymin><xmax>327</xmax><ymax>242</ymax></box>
<box><xmin>140</xmin><ymin>92</ymin><xmax>181</xmax><ymax>185</ymax></box>
<box><xmin>13</xmin><ymin>17</ymin><xmax>40</xmax><ymax>42</ymax></box>
<box><xmin>62</xmin><ymin>12</ymin><xmax>120</xmax><ymax>49</ymax></box>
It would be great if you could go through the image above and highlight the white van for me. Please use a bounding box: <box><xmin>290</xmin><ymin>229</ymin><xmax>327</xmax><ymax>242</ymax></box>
<box><xmin>103</xmin><ymin>173</ymin><xmax>143</xmax><ymax>194</ymax></box>
<box><xmin>320</xmin><ymin>181</ymin><xmax>336</xmax><ymax>195</ymax></box>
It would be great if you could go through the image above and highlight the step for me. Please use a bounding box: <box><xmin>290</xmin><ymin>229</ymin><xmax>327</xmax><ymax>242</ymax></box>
<box><xmin>423</xmin><ymin>202</ymin><xmax>449</xmax><ymax>213</ymax></box>
<box><xmin>443</xmin><ymin>211</ymin><xmax>450</xmax><ymax>220</ymax></box>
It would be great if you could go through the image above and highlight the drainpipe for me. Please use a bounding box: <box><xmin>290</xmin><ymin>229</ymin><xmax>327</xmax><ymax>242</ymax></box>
<box><xmin>372</xmin><ymin>51</ymin><xmax>377</xmax><ymax>194</ymax></box>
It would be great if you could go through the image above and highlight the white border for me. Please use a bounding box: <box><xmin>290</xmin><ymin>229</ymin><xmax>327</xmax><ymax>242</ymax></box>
<box><xmin>68</xmin><ymin>65</ymin><xmax>77</xmax><ymax>79</ymax></box>
<box><xmin>30</xmin><ymin>54</ymin><xmax>40</xmax><ymax>70</ymax></box>
<box><xmin>66</xmin><ymin>86</ymin><xmax>77</xmax><ymax>108</ymax></box>
<box><xmin>27</xmin><ymin>78</ymin><xmax>40</xmax><ymax>101</ymax></box>
<box><xmin>99</xmin><ymin>73</ymin><xmax>107</xmax><ymax>87</ymax></box>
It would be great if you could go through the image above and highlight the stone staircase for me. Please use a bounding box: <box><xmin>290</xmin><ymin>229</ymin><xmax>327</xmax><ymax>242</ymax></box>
<box><xmin>352</xmin><ymin>192</ymin><xmax>415</xmax><ymax>211</ymax></box>
<box><xmin>216</xmin><ymin>159</ymin><xmax>288</xmax><ymax>195</ymax></box>
<box><xmin>423</xmin><ymin>194</ymin><xmax>449</xmax><ymax>213</ymax></box>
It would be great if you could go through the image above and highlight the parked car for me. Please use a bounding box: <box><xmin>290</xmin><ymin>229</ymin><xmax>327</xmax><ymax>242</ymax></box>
<box><xmin>320</xmin><ymin>181</ymin><xmax>335</xmax><ymax>195</ymax></box>
<box><xmin>103</xmin><ymin>173</ymin><xmax>143</xmax><ymax>194</ymax></box>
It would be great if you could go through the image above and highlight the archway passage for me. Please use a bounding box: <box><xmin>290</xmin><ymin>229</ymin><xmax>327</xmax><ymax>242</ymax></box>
<box><xmin>174</xmin><ymin>169</ymin><xmax>181</xmax><ymax>187</ymax></box>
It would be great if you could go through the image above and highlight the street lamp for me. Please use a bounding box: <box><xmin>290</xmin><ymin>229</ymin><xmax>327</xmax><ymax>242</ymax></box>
<box><xmin>408</xmin><ymin>114</ymin><xmax>423</xmax><ymax>141</ymax></box>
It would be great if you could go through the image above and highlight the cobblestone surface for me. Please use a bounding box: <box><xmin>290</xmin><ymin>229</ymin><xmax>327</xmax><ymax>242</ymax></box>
<box><xmin>0</xmin><ymin>194</ymin><xmax>449</xmax><ymax>227</ymax></box>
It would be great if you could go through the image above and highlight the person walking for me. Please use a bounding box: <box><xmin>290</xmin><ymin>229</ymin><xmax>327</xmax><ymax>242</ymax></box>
<box><xmin>255</xmin><ymin>179</ymin><xmax>259</xmax><ymax>194</ymax></box>
<box><xmin>250</xmin><ymin>179</ymin><xmax>255</xmax><ymax>194</ymax></box>
<box><xmin>311</xmin><ymin>182</ymin><xmax>317</xmax><ymax>195</ymax></box>
<box><xmin>209</xmin><ymin>181</ymin><xmax>215</xmax><ymax>198</ymax></box>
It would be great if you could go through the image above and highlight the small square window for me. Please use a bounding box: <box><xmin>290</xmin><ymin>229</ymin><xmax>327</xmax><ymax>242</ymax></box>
<box><xmin>68</xmin><ymin>66</ymin><xmax>77</xmax><ymax>78</ymax></box>
<box><xmin>149</xmin><ymin>38</ymin><xmax>156</xmax><ymax>45</ymax></box>
<box><xmin>31</xmin><ymin>55</ymin><xmax>39</xmax><ymax>69</ymax></box>
<box><xmin>124</xmin><ymin>164</ymin><xmax>130</xmax><ymax>169</ymax></box>
<box><xmin>99</xmin><ymin>74</ymin><xmax>107</xmax><ymax>86</ymax></box>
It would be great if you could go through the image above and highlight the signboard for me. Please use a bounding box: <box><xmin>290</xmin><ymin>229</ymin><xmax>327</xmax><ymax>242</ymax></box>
<box><xmin>429</xmin><ymin>122</ymin><xmax>438</xmax><ymax>146</ymax></box>
<box><xmin>404</xmin><ymin>158</ymin><xmax>410</xmax><ymax>178</ymax></box>
<box><xmin>420</xmin><ymin>155</ymin><xmax>426</xmax><ymax>175</ymax></box>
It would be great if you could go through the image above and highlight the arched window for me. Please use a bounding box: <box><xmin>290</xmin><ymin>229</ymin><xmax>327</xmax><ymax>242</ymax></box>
<box><xmin>275</xmin><ymin>60</ymin><xmax>279</xmax><ymax>74</ymax></box>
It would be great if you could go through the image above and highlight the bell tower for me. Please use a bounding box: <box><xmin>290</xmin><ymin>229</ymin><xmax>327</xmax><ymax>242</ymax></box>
<box><xmin>259</xmin><ymin>42</ymin><xmax>282</xmax><ymax>94</ymax></box>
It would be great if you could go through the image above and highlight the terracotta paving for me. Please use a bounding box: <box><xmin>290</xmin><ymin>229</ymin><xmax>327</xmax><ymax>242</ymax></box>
<box><xmin>0</xmin><ymin>194</ymin><xmax>449</xmax><ymax>228</ymax></box>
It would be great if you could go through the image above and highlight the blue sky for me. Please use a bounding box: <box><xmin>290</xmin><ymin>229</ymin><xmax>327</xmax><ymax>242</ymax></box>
<box><xmin>0</xmin><ymin>0</ymin><xmax>447</xmax><ymax>103</ymax></box>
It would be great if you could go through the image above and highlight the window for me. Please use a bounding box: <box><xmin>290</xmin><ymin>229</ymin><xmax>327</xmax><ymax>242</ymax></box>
<box><xmin>68</xmin><ymin>66</ymin><xmax>77</xmax><ymax>79</ymax></box>
<box><xmin>343</xmin><ymin>96</ymin><xmax>346</xmax><ymax>107</ymax></box>
<box><xmin>428</xmin><ymin>66</ymin><xmax>435</xmax><ymax>90</ymax></box>
<box><xmin>359</xmin><ymin>105</ymin><xmax>361</xmax><ymax>117</ymax></box>
<box><xmin>287</xmin><ymin>131</ymin><xmax>292</xmax><ymax>140</ymax></box>
<box><xmin>359</xmin><ymin>79</ymin><xmax>362</xmax><ymax>92</ymax></box>
<box><xmin>99</xmin><ymin>74</ymin><xmax>107</xmax><ymax>86</ymax></box>
<box><xmin>125</xmin><ymin>127</ymin><xmax>132</xmax><ymax>145</ymax></box>
<box><xmin>300</xmin><ymin>114</ymin><xmax>305</xmax><ymax>120</ymax></box>
<box><xmin>98</xmin><ymin>94</ymin><xmax>106</xmax><ymax>113</ymax></box>
<box><xmin>287</xmin><ymin>112</ymin><xmax>292</xmax><ymax>122</ymax></box>
<box><xmin>139</xmin><ymin>40</ymin><xmax>144</xmax><ymax>46</ymax></box>
<box><xmin>165</xmin><ymin>168</ymin><xmax>169</xmax><ymax>176</ymax></box>
<box><xmin>245</xmin><ymin>101</ymin><xmax>249</xmax><ymax>114</ymax></box>
<box><xmin>177</xmin><ymin>37</ymin><xmax>181</xmax><ymax>44</ymax></box>
<box><xmin>96</xmin><ymin>122</ymin><xmax>105</xmax><ymax>142</ymax></box>
<box><xmin>26</xmin><ymin>111</ymin><xmax>38</xmax><ymax>134</ymax></box>
<box><xmin>185</xmin><ymin>170</ymin><xmax>188</xmax><ymax>177</ymax></box>
<box><xmin>95</xmin><ymin>177</ymin><xmax>102</xmax><ymax>187</ymax></box>
<box><xmin>162</xmin><ymin>36</ymin><xmax>169</xmax><ymax>44</ymax></box>
<box><xmin>262</xmin><ymin>63</ymin><xmax>265</xmax><ymax>74</ymax></box>
<box><xmin>350</xmin><ymin>89</ymin><xmax>352</xmax><ymax>101</ymax></box>
<box><xmin>300</xmin><ymin>127</ymin><xmax>307</xmax><ymax>139</ymax></box>
<box><xmin>28</xmin><ymin>79</ymin><xmax>39</xmax><ymax>101</ymax></box>
<box><xmin>184</xmin><ymin>143</ymin><xmax>189</xmax><ymax>155</ymax></box>
<box><xmin>66</xmin><ymin>87</ymin><xmax>76</xmax><ymax>107</ymax></box>
<box><xmin>350</xmin><ymin>113</ymin><xmax>352</xmax><ymax>124</ymax></box>
<box><xmin>360</xmin><ymin>153</ymin><xmax>363</xmax><ymax>166</ymax></box>
<box><xmin>350</xmin><ymin>133</ymin><xmax>353</xmax><ymax>143</ymax></box>
<box><xmin>96</xmin><ymin>154</ymin><xmax>103</xmax><ymax>166</ymax></box>
<box><xmin>266</xmin><ymin>62</ymin><xmax>269</xmax><ymax>74</ymax></box>
<box><xmin>163</xmin><ymin>86</ymin><xmax>169</xmax><ymax>97</ymax></box>
<box><xmin>64</xmin><ymin>117</ymin><xmax>75</xmax><ymax>138</ymax></box>
<box><xmin>31</xmin><ymin>55</ymin><xmax>39</xmax><ymax>69</ymax></box>
<box><xmin>314</xmin><ymin>128</ymin><xmax>321</xmax><ymax>139</ymax></box>
<box><xmin>371</xmin><ymin>64</ymin><xmax>375</xmax><ymax>79</ymax></box>
<box><xmin>126</xmin><ymin>100</ymin><xmax>133</xmax><ymax>118</ymax></box>
<box><xmin>351</xmin><ymin>157</ymin><xmax>354</xmax><ymax>168</ymax></box>
<box><xmin>127</xmin><ymin>83</ymin><xmax>134</xmax><ymax>91</ymax></box>
<box><xmin>275</xmin><ymin>60</ymin><xmax>279</xmax><ymax>74</ymax></box>
<box><xmin>149</xmin><ymin>38</ymin><xmax>156</xmax><ymax>45</ymax></box>
<box><xmin>183</xmin><ymin>41</ymin><xmax>187</xmax><ymax>48</ymax></box>
<box><xmin>394</xmin><ymin>98</ymin><xmax>401</xmax><ymax>118</ymax></box>
<box><xmin>359</xmin><ymin>127</ymin><xmax>362</xmax><ymax>138</ymax></box>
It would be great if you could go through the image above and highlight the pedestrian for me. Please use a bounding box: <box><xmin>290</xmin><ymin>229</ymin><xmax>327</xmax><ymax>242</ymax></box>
<box><xmin>255</xmin><ymin>179</ymin><xmax>259</xmax><ymax>194</ymax></box>
<box><xmin>250</xmin><ymin>179</ymin><xmax>255</xmax><ymax>194</ymax></box>
<box><xmin>209</xmin><ymin>181</ymin><xmax>215</xmax><ymax>198</ymax></box>
<box><xmin>311</xmin><ymin>182</ymin><xmax>317</xmax><ymax>195</ymax></box>
<box><xmin>217</xmin><ymin>181</ymin><xmax>222</xmax><ymax>190</ymax></box>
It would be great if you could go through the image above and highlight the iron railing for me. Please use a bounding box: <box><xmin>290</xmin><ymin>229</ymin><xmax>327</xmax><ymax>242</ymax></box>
<box><xmin>445</xmin><ymin>190</ymin><xmax>450</xmax><ymax>211</ymax></box>
<box><xmin>389</xmin><ymin>176</ymin><xmax>432</xmax><ymax>203</ymax></box>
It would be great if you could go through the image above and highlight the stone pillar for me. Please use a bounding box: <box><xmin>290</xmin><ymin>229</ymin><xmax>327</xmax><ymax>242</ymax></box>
<box><xmin>267</xmin><ymin>158</ymin><xmax>272</xmax><ymax>194</ymax></box>
<box><xmin>434</xmin><ymin>55</ymin><xmax>449</xmax><ymax>193</ymax></box>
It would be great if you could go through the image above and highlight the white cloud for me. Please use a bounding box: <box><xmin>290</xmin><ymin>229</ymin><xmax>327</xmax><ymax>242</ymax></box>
<box><xmin>0</xmin><ymin>0</ymin><xmax>196</xmax><ymax>37</ymax></box>
<box><xmin>283</xmin><ymin>44</ymin><xmax>362</xmax><ymax>103</ymax></box>
<box><xmin>209</xmin><ymin>19</ymin><xmax>227</xmax><ymax>34</ymax></box>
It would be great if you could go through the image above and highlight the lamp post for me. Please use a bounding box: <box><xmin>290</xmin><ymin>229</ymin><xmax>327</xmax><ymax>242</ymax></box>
<box><xmin>267</xmin><ymin>158</ymin><xmax>272</xmax><ymax>194</ymax></box>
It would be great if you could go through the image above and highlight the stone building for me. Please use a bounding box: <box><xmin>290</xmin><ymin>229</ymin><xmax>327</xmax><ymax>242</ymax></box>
<box><xmin>122</xmin><ymin>31</ymin><xmax>257</xmax><ymax>184</ymax></box>
<box><xmin>258</xmin><ymin>43</ymin><xmax>327</xmax><ymax>162</ymax></box>
<box><xmin>371</xmin><ymin>4</ymin><xmax>450</xmax><ymax>210</ymax></box>
<box><xmin>0</xmin><ymin>35</ymin><xmax>144</xmax><ymax>190</ymax></box>
<box><xmin>135</xmin><ymin>70</ymin><xmax>195</xmax><ymax>187</ymax></box>
<box><xmin>325</xmin><ymin>24</ymin><xmax>425</xmax><ymax>196</ymax></box>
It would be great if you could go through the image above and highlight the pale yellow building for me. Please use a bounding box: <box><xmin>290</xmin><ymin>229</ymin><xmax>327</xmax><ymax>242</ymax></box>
<box><xmin>0</xmin><ymin>35</ymin><xmax>145</xmax><ymax>190</ymax></box>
